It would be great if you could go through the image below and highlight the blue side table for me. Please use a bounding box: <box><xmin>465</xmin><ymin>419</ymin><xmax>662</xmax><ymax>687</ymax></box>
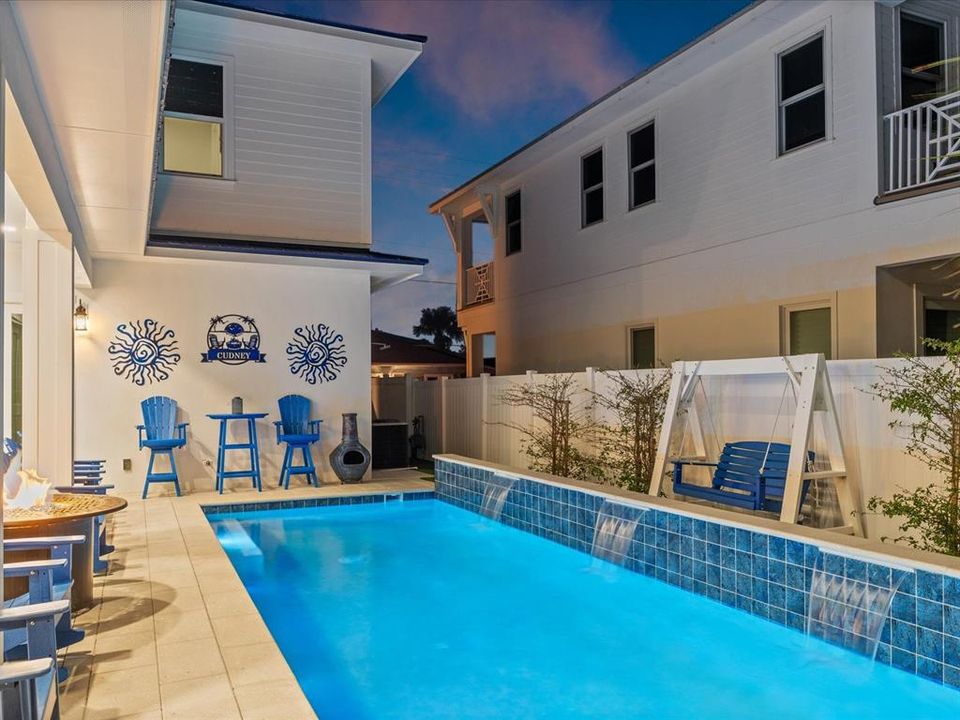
<box><xmin>207</xmin><ymin>413</ymin><xmax>269</xmax><ymax>494</ymax></box>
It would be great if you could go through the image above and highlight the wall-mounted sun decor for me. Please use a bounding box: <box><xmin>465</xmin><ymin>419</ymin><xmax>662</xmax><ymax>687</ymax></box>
<box><xmin>108</xmin><ymin>319</ymin><xmax>181</xmax><ymax>385</ymax></box>
<box><xmin>287</xmin><ymin>323</ymin><xmax>347</xmax><ymax>384</ymax></box>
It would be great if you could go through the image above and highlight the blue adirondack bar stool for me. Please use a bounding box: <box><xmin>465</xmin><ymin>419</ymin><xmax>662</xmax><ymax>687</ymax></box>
<box><xmin>138</xmin><ymin>396</ymin><xmax>188</xmax><ymax>499</ymax></box>
<box><xmin>671</xmin><ymin>441</ymin><xmax>814</xmax><ymax>514</ymax></box>
<box><xmin>274</xmin><ymin>394</ymin><xmax>322</xmax><ymax>489</ymax></box>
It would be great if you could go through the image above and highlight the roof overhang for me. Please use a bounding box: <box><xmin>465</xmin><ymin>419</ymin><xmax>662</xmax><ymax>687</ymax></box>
<box><xmin>182</xmin><ymin>0</ymin><xmax>424</xmax><ymax>106</ymax></box>
<box><xmin>146</xmin><ymin>234</ymin><xmax>426</xmax><ymax>292</ymax></box>
<box><xmin>8</xmin><ymin>0</ymin><xmax>170</xmax><ymax>263</ymax></box>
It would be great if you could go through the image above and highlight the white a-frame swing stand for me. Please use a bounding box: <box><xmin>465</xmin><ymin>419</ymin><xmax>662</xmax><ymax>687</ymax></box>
<box><xmin>648</xmin><ymin>353</ymin><xmax>863</xmax><ymax>536</ymax></box>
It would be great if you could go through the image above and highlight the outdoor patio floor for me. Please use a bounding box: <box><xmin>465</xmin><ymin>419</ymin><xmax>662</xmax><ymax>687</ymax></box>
<box><xmin>58</xmin><ymin>469</ymin><xmax>434</xmax><ymax>720</ymax></box>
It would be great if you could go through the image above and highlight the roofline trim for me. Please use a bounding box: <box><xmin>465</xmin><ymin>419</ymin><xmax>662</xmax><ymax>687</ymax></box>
<box><xmin>147</xmin><ymin>234</ymin><xmax>429</xmax><ymax>266</ymax></box>
<box><xmin>428</xmin><ymin>0</ymin><xmax>765</xmax><ymax>213</ymax></box>
<box><xmin>190</xmin><ymin>0</ymin><xmax>427</xmax><ymax>45</ymax></box>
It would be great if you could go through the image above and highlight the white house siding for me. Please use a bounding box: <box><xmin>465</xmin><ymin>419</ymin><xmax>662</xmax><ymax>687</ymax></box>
<box><xmin>74</xmin><ymin>257</ymin><xmax>373</xmax><ymax>495</ymax></box>
<box><xmin>151</xmin><ymin>7</ymin><xmax>371</xmax><ymax>246</ymax></box>
<box><xmin>446</xmin><ymin>0</ymin><xmax>960</xmax><ymax>374</ymax></box>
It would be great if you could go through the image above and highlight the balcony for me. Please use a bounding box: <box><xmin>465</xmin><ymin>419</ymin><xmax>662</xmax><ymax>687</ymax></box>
<box><xmin>883</xmin><ymin>90</ymin><xmax>960</xmax><ymax>195</ymax></box>
<box><xmin>465</xmin><ymin>261</ymin><xmax>495</xmax><ymax>306</ymax></box>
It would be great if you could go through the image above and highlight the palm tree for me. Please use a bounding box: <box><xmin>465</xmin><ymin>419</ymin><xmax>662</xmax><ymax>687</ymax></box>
<box><xmin>413</xmin><ymin>306</ymin><xmax>463</xmax><ymax>352</ymax></box>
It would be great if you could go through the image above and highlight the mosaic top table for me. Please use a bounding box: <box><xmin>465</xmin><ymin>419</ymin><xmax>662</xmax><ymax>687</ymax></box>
<box><xmin>208</xmin><ymin>412</ymin><xmax>269</xmax><ymax>493</ymax></box>
<box><xmin>4</xmin><ymin>493</ymin><xmax>128</xmax><ymax>608</ymax></box>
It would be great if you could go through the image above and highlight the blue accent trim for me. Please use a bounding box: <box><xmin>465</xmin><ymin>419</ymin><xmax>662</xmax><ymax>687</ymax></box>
<box><xmin>200</xmin><ymin>490</ymin><xmax>435</xmax><ymax>516</ymax></box>
<box><xmin>148</xmin><ymin>235</ymin><xmax>428</xmax><ymax>266</ymax></box>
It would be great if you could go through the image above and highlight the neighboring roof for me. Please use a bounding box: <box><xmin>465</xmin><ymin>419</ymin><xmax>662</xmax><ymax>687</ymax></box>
<box><xmin>429</xmin><ymin>0</ymin><xmax>763</xmax><ymax>212</ymax></box>
<box><xmin>147</xmin><ymin>234</ymin><xmax>428</xmax><ymax>266</ymax></box>
<box><xmin>372</xmin><ymin>329</ymin><xmax>466</xmax><ymax>366</ymax></box>
<box><xmin>196</xmin><ymin>0</ymin><xmax>428</xmax><ymax>44</ymax></box>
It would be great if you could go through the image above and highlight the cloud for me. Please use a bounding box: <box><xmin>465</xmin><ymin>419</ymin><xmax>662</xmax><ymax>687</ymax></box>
<box><xmin>346</xmin><ymin>0</ymin><xmax>636</xmax><ymax>121</ymax></box>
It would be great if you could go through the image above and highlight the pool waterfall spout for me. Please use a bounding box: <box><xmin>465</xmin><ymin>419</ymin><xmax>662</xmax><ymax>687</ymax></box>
<box><xmin>806</xmin><ymin>553</ymin><xmax>909</xmax><ymax>659</ymax></box>
<box><xmin>480</xmin><ymin>476</ymin><xmax>516</xmax><ymax>520</ymax></box>
<box><xmin>591</xmin><ymin>502</ymin><xmax>643</xmax><ymax>564</ymax></box>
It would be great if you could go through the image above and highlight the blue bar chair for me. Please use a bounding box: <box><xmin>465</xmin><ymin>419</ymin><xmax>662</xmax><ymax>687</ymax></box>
<box><xmin>274</xmin><ymin>394</ymin><xmax>322</xmax><ymax>489</ymax></box>
<box><xmin>138</xmin><ymin>396</ymin><xmax>188</xmax><ymax>499</ymax></box>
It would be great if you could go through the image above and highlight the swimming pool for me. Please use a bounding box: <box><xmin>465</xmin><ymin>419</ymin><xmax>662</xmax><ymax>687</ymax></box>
<box><xmin>209</xmin><ymin>498</ymin><xmax>960</xmax><ymax>719</ymax></box>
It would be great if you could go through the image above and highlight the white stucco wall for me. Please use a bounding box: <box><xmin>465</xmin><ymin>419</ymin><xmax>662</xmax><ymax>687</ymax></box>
<box><xmin>75</xmin><ymin>256</ymin><xmax>372</xmax><ymax>495</ymax></box>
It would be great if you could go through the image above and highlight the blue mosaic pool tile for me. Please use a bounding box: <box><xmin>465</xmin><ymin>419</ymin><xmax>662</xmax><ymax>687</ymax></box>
<box><xmin>918</xmin><ymin>599</ymin><xmax>944</xmax><ymax>632</ymax></box>
<box><xmin>919</xmin><ymin>628</ymin><xmax>944</xmax><ymax>662</ymax></box>
<box><xmin>945</xmin><ymin>635</ymin><xmax>960</xmax><ymax>668</ymax></box>
<box><xmin>767</xmin><ymin>535</ymin><xmax>785</xmax><ymax>561</ymax></box>
<box><xmin>945</xmin><ymin>577</ymin><xmax>960</xmax><ymax>608</ymax></box>
<box><xmin>892</xmin><ymin>592</ymin><xmax>917</xmax><ymax>623</ymax></box>
<box><xmin>434</xmin><ymin>460</ymin><xmax>960</xmax><ymax>694</ymax></box>
<box><xmin>706</xmin><ymin>521</ymin><xmax>721</xmax><ymax>545</ymax></box>
<box><xmin>945</xmin><ymin>664</ymin><xmax>960</xmax><ymax>690</ymax></box>
<box><xmin>946</xmin><ymin>605</ymin><xmax>960</xmax><ymax>637</ymax></box>
<box><xmin>918</xmin><ymin>657</ymin><xmax>944</xmax><ymax>684</ymax></box>
<box><xmin>918</xmin><ymin>570</ymin><xmax>944</xmax><ymax>602</ymax></box>
<box><xmin>868</xmin><ymin>562</ymin><xmax>892</xmax><ymax>588</ymax></box>
<box><xmin>893</xmin><ymin>620</ymin><xmax>917</xmax><ymax>653</ymax></box>
<box><xmin>785</xmin><ymin>539</ymin><xmax>804</xmax><ymax>566</ymax></box>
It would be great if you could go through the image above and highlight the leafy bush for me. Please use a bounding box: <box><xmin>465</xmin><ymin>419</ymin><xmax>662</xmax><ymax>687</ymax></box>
<box><xmin>867</xmin><ymin>338</ymin><xmax>960</xmax><ymax>555</ymax></box>
<box><xmin>496</xmin><ymin>374</ymin><xmax>596</xmax><ymax>479</ymax></box>
<box><xmin>589</xmin><ymin>370</ymin><xmax>670</xmax><ymax>492</ymax></box>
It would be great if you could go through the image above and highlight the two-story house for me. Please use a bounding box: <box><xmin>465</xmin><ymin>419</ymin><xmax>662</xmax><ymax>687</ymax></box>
<box><xmin>2</xmin><ymin>0</ymin><xmax>426</xmax><ymax>491</ymax></box>
<box><xmin>431</xmin><ymin>0</ymin><xmax>959</xmax><ymax>376</ymax></box>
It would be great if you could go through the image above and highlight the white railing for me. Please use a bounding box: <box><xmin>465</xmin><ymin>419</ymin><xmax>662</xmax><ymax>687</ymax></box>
<box><xmin>465</xmin><ymin>261</ymin><xmax>494</xmax><ymax>305</ymax></box>
<box><xmin>883</xmin><ymin>90</ymin><xmax>960</xmax><ymax>193</ymax></box>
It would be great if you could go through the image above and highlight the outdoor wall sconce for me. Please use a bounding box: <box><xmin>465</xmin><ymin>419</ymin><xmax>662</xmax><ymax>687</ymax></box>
<box><xmin>74</xmin><ymin>298</ymin><xmax>89</xmax><ymax>332</ymax></box>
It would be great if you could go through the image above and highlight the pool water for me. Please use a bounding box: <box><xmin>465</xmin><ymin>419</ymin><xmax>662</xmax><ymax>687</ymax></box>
<box><xmin>209</xmin><ymin>500</ymin><xmax>960</xmax><ymax>719</ymax></box>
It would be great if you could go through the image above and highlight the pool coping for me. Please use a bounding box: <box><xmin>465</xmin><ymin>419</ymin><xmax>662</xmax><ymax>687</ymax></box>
<box><xmin>435</xmin><ymin>454</ymin><xmax>960</xmax><ymax>580</ymax></box>
<box><xmin>65</xmin><ymin>473</ymin><xmax>434</xmax><ymax>720</ymax></box>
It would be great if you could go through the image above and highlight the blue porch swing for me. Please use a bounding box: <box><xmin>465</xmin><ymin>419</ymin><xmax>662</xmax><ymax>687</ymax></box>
<box><xmin>648</xmin><ymin>355</ymin><xmax>862</xmax><ymax>534</ymax></box>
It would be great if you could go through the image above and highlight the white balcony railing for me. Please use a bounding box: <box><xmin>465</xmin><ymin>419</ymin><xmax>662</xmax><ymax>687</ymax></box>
<box><xmin>465</xmin><ymin>261</ymin><xmax>494</xmax><ymax>306</ymax></box>
<box><xmin>883</xmin><ymin>90</ymin><xmax>960</xmax><ymax>194</ymax></box>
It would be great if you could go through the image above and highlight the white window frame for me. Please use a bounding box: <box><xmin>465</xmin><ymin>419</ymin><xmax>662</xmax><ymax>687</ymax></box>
<box><xmin>627</xmin><ymin>323</ymin><xmax>657</xmax><ymax>370</ymax></box>
<box><xmin>897</xmin><ymin>10</ymin><xmax>947</xmax><ymax>111</ymax></box>
<box><xmin>780</xmin><ymin>299</ymin><xmax>837</xmax><ymax>359</ymax></box>
<box><xmin>628</xmin><ymin>121</ymin><xmax>656</xmax><ymax>211</ymax></box>
<box><xmin>504</xmin><ymin>188</ymin><xmax>522</xmax><ymax>256</ymax></box>
<box><xmin>161</xmin><ymin>50</ymin><xmax>235</xmax><ymax>180</ymax></box>
<box><xmin>580</xmin><ymin>147</ymin><xmax>605</xmax><ymax>229</ymax></box>
<box><xmin>775</xmin><ymin>28</ymin><xmax>831</xmax><ymax>157</ymax></box>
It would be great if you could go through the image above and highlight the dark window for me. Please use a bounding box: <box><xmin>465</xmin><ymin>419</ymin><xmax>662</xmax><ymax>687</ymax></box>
<box><xmin>629</xmin><ymin>123</ymin><xmax>656</xmax><ymax>209</ymax></box>
<box><xmin>630</xmin><ymin>327</ymin><xmax>655</xmax><ymax>369</ymax></box>
<box><xmin>163</xmin><ymin>58</ymin><xmax>225</xmax><ymax>176</ymax></box>
<box><xmin>505</xmin><ymin>190</ymin><xmax>522</xmax><ymax>255</ymax></box>
<box><xmin>165</xmin><ymin>59</ymin><xmax>223</xmax><ymax>118</ymax></box>
<box><xmin>778</xmin><ymin>35</ymin><xmax>826</xmax><ymax>154</ymax></box>
<box><xmin>924</xmin><ymin>299</ymin><xmax>960</xmax><ymax>354</ymax></box>
<box><xmin>581</xmin><ymin>149</ymin><xmax>604</xmax><ymax>227</ymax></box>
<box><xmin>899</xmin><ymin>14</ymin><xmax>944</xmax><ymax>109</ymax></box>
<box><xmin>787</xmin><ymin>307</ymin><xmax>832</xmax><ymax>359</ymax></box>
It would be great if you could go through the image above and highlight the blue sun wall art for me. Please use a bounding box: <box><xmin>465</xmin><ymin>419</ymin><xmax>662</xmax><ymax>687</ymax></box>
<box><xmin>287</xmin><ymin>323</ymin><xmax>347</xmax><ymax>384</ymax></box>
<box><xmin>108</xmin><ymin>319</ymin><xmax>181</xmax><ymax>385</ymax></box>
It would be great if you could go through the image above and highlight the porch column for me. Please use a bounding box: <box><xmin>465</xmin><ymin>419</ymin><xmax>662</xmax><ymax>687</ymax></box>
<box><xmin>21</xmin><ymin>225</ymin><xmax>72</xmax><ymax>483</ymax></box>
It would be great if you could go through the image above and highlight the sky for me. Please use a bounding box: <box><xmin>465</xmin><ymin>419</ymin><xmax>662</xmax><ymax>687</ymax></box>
<box><xmin>224</xmin><ymin>0</ymin><xmax>752</xmax><ymax>337</ymax></box>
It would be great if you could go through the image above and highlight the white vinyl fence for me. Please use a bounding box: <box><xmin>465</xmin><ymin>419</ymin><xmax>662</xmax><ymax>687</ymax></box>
<box><xmin>374</xmin><ymin>359</ymin><xmax>943</xmax><ymax>542</ymax></box>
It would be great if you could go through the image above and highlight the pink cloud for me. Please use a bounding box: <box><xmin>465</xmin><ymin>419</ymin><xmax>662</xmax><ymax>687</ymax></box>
<box><xmin>348</xmin><ymin>0</ymin><xmax>636</xmax><ymax>120</ymax></box>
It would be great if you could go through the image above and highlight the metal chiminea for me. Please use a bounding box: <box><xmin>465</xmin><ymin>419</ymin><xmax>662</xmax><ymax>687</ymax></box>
<box><xmin>329</xmin><ymin>413</ymin><xmax>371</xmax><ymax>483</ymax></box>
